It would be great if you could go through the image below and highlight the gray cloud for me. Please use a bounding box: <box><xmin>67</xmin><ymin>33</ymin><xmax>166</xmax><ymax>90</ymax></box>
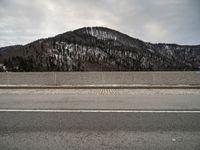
<box><xmin>0</xmin><ymin>0</ymin><xmax>199</xmax><ymax>47</ymax></box>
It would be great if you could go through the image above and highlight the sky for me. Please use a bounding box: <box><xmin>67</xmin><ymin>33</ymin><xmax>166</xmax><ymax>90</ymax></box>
<box><xmin>0</xmin><ymin>0</ymin><xmax>200</xmax><ymax>47</ymax></box>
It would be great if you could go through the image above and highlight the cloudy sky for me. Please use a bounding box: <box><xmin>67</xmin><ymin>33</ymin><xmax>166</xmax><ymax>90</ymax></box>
<box><xmin>0</xmin><ymin>0</ymin><xmax>200</xmax><ymax>47</ymax></box>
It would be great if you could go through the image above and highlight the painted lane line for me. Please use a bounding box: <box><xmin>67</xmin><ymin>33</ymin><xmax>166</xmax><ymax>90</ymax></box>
<box><xmin>0</xmin><ymin>109</ymin><xmax>200</xmax><ymax>113</ymax></box>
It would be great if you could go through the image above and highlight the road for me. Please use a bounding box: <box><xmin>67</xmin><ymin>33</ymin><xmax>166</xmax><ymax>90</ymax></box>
<box><xmin>1</xmin><ymin>89</ymin><xmax>200</xmax><ymax>110</ymax></box>
<box><xmin>0</xmin><ymin>89</ymin><xmax>200</xmax><ymax>150</ymax></box>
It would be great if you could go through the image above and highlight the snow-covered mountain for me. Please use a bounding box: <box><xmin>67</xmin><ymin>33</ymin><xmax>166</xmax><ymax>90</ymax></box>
<box><xmin>0</xmin><ymin>27</ymin><xmax>200</xmax><ymax>71</ymax></box>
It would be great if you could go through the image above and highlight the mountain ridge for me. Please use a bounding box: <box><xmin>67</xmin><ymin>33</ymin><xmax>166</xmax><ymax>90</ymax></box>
<box><xmin>0</xmin><ymin>27</ymin><xmax>200</xmax><ymax>72</ymax></box>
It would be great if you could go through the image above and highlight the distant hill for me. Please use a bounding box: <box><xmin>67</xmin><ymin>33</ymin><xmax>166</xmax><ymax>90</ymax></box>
<box><xmin>0</xmin><ymin>27</ymin><xmax>200</xmax><ymax>71</ymax></box>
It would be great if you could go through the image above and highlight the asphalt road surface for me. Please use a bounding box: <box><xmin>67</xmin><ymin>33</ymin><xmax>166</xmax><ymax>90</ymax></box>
<box><xmin>0</xmin><ymin>89</ymin><xmax>200</xmax><ymax>150</ymax></box>
<box><xmin>0</xmin><ymin>89</ymin><xmax>200</xmax><ymax>110</ymax></box>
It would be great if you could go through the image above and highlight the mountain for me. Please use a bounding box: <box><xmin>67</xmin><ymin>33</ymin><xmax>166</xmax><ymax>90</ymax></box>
<box><xmin>0</xmin><ymin>27</ymin><xmax>200</xmax><ymax>72</ymax></box>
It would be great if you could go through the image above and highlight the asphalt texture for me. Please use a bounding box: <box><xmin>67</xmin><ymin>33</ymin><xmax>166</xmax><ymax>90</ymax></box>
<box><xmin>0</xmin><ymin>89</ymin><xmax>200</xmax><ymax>110</ymax></box>
<box><xmin>0</xmin><ymin>89</ymin><xmax>200</xmax><ymax>150</ymax></box>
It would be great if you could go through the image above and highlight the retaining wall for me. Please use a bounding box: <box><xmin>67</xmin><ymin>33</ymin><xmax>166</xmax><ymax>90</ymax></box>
<box><xmin>0</xmin><ymin>72</ymin><xmax>200</xmax><ymax>86</ymax></box>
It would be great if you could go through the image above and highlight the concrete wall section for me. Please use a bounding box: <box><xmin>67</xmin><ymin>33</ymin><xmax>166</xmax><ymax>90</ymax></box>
<box><xmin>56</xmin><ymin>72</ymin><xmax>103</xmax><ymax>85</ymax></box>
<box><xmin>0</xmin><ymin>73</ymin><xmax>8</xmax><ymax>85</ymax></box>
<box><xmin>0</xmin><ymin>72</ymin><xmax>55</xmax><ymax>85</ymax></box>
<box><xmin>153</xmin><ymin>72</ymin><xmax>200</xmax><ymax>85</ymax></box>
<box><xmin>0</xmin><ymin>72</ymin><xmax>200</xmax><ymax>86</ymax></box>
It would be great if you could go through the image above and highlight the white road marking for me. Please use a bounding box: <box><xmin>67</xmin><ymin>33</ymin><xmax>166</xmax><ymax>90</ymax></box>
<box><xmin>0</xmin><ymin>109</ymin><xmax>200</xmax><ymax>113</ymax></box>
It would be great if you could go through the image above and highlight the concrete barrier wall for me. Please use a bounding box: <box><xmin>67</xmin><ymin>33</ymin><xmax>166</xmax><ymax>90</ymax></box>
<box><xmin>0</xmin><ymin>72</ymin><xmax>200</xmax><ymax>86</ymax></box>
